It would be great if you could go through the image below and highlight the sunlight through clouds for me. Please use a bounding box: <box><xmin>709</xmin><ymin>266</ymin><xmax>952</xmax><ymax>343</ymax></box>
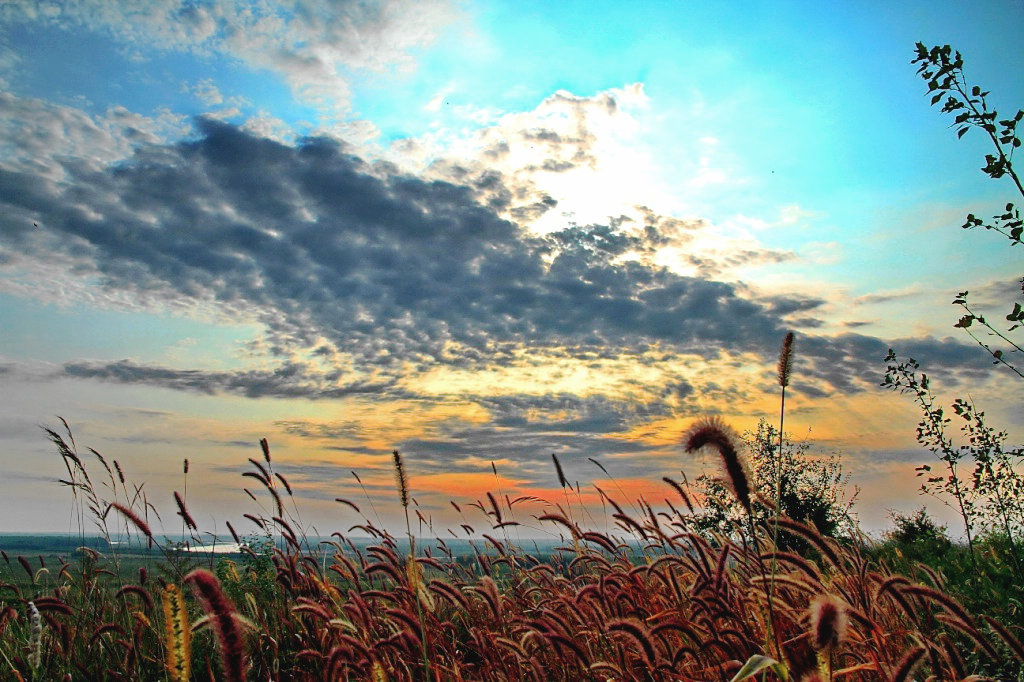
<box><xmin>0</xmin><ymin>0</ymin><xmax>1020</xmax><ymax>536</ymax></box>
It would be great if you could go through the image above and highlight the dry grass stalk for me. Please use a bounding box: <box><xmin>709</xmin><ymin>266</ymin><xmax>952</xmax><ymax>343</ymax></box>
<box><xmin>27</xmin><ymin>601</ymin><xmax>41</xmax><ymax>670</ymax></box>
<box><xmin>20</xmin><ymin>417</ymin><xmax>1024</xmax><ymax>680</ymax></box>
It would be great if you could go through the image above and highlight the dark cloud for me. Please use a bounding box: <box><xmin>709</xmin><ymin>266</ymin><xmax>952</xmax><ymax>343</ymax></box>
<box><xmin>276</xmin><ymin>419</ymin><xmax>365</xmax><ymax>439</ymax></box>
<box><xmin>540</xmin><ymin>159</ymin><xmax>575</xmax><ymax>173</ymax></box>
<box><xmin>766</xmin><ymin>294</ymin><xmax>826</xmax><ymax>317</ymax></box>
<box><xmin>396</xmin><ymin>423</ymin><xmax>662</xmax><ymax>487</ymax></box>
<box><xmin>796</xmin><ymin>333</ymin><xmax>992</xmax><ymax>395</ymax></box>
<box><xmin>0</xmin><ymin>118</ymin><xmax>996</xmax><ymax>401</ymax></box>
<box><xmin>62</xmin><ymin>359</ymin><xmax>394</xmax><ymax>399</ymax></box>
<box><xmin>958</xmin><ymin>276</ymin><xmax>1023</xmax><ymax>310</ymax></box>
<box><xmin>788</xmin><ymin>317</ymin><xmax>825</xmax><ymax>329</ymax></box>
<box><xmin>679</xmin><ymin>248</ymin><xmax>797</xmax><ymax>279</ymax></box>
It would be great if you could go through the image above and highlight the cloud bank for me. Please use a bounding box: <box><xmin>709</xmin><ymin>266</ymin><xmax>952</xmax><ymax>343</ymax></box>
<box><xmin>0</xmin><ymin>110</ymin><xmax>994</xmax><ymax>406</ymax></box>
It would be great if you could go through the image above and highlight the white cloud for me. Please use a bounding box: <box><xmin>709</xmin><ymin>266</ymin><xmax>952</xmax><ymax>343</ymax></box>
<box><xmin>3</xmin><ymin>0</ymin><xmax>461</xmax><ymax>122</ymax></box>
<box><xmin>187</xmin><ymin>78</ymin><xmax>225</xmax><ymax>107</ymax></box>
<box><xmin>798</xmin><ymin>240</ymin><xmax>844</xmax><ymax>266</ymax></box>
<box><xmin>242</xmin><ymin>112</ymin><xmax>297</xmax><ymax>143</ymax></box>
<box><xmin>0</xmin><ymin>93</ymin><xmax>189</xmax><ymax>179</ymax></box>
<box><xmin>359</xmin><ymin>82</ymin><xmax>805</xmax><ymax>285</ymax></box>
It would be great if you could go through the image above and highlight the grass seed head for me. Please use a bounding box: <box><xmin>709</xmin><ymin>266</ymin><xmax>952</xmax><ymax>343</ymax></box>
<box><xmin>185</xmin><ymin>569</ymin><xmax>246</xmax><ymax>682</ymax></box>
<box><xmin>683</xmin><ymin>417</ymin><xmax>752</xmax><ymax>513</ymax></box>
<box><xmin>162</xmin><ymin>583</ymin><xmax>192</xmax><ymax>682</ymax></box>
<box><xmin>393</xmin><ymin>450</ymin><xmax>409</xmax><ymax>508</ymax></box>
<box><xmin>174</xmin><ymin>491</ymin><xmax>198</xmax><ymax>531</ymax></box>
<box><xmin>27</xmin><ymin>601</ymin><xmax>41</xmax><ymax>669</ymax></box>
<box><xmin>552</xmin><ymin>453</ymin><xmax>569</xmax><ymax>488</ymax></box>
<box><xmin>778</xmin><ymin>331</ymin><xmax>795</xmax><ymax>387</ymax></box>
<box><xmin>808</xmin><ymin>594</ymin><xmax>848</xmax><ymax>652</ymax></box>
<box><xmin>109</xmin><ymin>502</ymin><xmax>154</xmax><ymax>546</ymax></box>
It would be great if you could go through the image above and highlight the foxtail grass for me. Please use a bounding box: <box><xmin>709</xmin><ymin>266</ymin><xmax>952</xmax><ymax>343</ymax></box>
<box><xmin>26</xmin><ymin>601</ymin><xmax>41</xmax><ymax>671</ymax></box>
<box><xmin>184</xmin><ymin>569</ymin><xmax>246</xmax><ymax>682</ymax></box>
<box><xmin>808</xmin><ymin>594</ymin><xmax>848</xmax><ymax>680</ymax></box>
<box><xmin>391</xmin><ymin>450</ymin><xmax>430</xmax><ymax>679</ymax></box>
<box><xmin>162</xmin><ymin>583</ymin><xmax>191</xmax><ymax>682</ymax></box>
<box><xmin>174</xmin><ymin>492</ymin><xmax>198</xmax><ymax>533</ymax></box>
<box><xmin>684</xmin><ymin>416</ymin><xmax>752</xmax><ymax>515</ymax></box>
<box><xmin>770</xmin><ymin>331</ymin><xmax>795</xmax><ymax>663</ymax></box>
<box><xmin>19</xmin><ymin>417</ymin><xmax>1024</xmax><ymax>680</ymax></box>
<box><xmin>890</xmin><ymin>645</ymin><xmax>926</xmax><ymax>682</ymax></box>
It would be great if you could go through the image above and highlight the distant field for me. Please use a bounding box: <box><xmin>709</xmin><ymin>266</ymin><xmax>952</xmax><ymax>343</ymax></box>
<box><xmin>0</xmin><ymin>532</ymin><xmax>568</xmax><ymax>591</ymax></box>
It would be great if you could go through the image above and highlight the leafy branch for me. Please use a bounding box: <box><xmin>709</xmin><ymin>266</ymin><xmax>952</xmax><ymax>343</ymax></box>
<box><xmin>913</xmin><ymin>43</ymin><xmax>1023</xmax><ymax>201</ymax></box>
<box><xmin>912</xmin><ymin>42</ymin><xmax>1023</xmax><ymax>379</ymax></box>
<box><xmin>951</xmin><ymin>284</ymin><xmax>1024</xmax><ymax>379</ymax></box>
<box><xmin>881</xmin><ymin>351</ymin><xmax>978</xmax><ymax>567</ymax></box>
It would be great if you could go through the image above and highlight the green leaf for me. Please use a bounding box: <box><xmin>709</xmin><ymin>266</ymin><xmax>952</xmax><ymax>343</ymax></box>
<box><xmin>729</xmin><ymin>655</ymin><xmax>782</xmax><ymax>682</ymax></box>
<box><xmin>954</xmin><ymin>315</ymin><xmax>974</xmax><ymax>328</ymax></box>
<box><xmin>957</xmin><ymin>127</ymin><xmax>969</xmax><ymax>139</ymax></box>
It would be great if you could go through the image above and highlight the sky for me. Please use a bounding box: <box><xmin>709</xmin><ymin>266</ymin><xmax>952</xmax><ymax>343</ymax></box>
<box><xmin>0</xmin><ymin>0</ymin><xmax>1022</xmax><ymax>538</ymax></box>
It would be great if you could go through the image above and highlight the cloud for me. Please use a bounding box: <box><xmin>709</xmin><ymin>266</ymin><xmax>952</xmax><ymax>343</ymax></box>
<box><xmin>62</xmin><ymin>359</ymin><xmax>394</xmax><ymax>400</ymax></box>
<box><xmin>276</xmin><ymin>419</ymin><xmax>365</xmax><ymax>440</ymax></box>
<box><xmin>2</xmin><ymin>0</ymin><xmax>459</xmax><ymax>122</ymax></box>
<box><xmin>187</xmin><ymin>78</ymin><xmax>225</xmax><ymax>106</ymax></box>
<box><xmin>404</xmin><ymin>85</ymin><xmax>652</xmax><ymax>228</ymax></box>
<box><xmin>0</xmin><ymin>115</ymin><xmax>998</xmax><ymax>405</ymax></box>
<box><xmin>957</xmin><ymin>276</ymin><xmax>1023</xmax><ymax>310</ymax></box>
<box><xmin>852</xmin><ymin>285</ymin><xmax>926</xmax><ymax>306</ymax></box>
<box><xmin>476</xmin><ymin>393</ymin><xmax>676</xmax><ymax>434</ymax></box>
<box><xmin>797</xmin><ymin>333</ymin><xmax>992</xmax><ymax>395</ymax></box>
<box><xmin>0</xmin><ymin>92</ymin><xmax>190</xmax><ymax>181</ymax></box>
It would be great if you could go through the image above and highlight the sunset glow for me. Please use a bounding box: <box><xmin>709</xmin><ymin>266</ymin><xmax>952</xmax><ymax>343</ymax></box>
<box><xmin>1</xmin><ymin>0</ymin><xmax>1021</xmax><ymax>538</ymax></box>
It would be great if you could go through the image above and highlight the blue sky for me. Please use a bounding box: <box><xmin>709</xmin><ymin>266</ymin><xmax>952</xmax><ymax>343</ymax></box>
<box><xmin>0</xmin><ymin>0</ymin><xmax>1021</xmax><ymax>536</ymax></box>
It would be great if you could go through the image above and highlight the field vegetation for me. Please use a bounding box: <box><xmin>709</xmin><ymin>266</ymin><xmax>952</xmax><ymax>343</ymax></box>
<box><xmin>0</xmin><ymin>44</ymin><xmax>1021</xmax><ymax>681</ymax></box>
